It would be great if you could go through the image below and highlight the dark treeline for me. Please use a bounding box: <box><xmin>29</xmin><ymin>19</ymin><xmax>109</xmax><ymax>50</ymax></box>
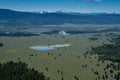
<box><xmin>0</xmin><ymin>42</ymin><xmax>3</xmax><ymax>47</ymax></box>
<box><xmin>0</xmin><ymin>31</ymin><xmax>39</xmax><ymax>37</ymax></box>
<box><xmin>90</xmin><ymin>36</ymin><xmax>120</xmax><ymax>62</ymax></box>
<box><xmin>41</xmin><ymin>28</ymin><xmax>120</xmax><ymax>35</ymax></box>
<box><xmin>88</xmin><ymin>37</ymin><xmax>98</xmax><ymax>41</ymax></box>
<box><xmin>0</xmin><ymin>61</ymin><xmax>49</xmax><ymax>80</ymax></box>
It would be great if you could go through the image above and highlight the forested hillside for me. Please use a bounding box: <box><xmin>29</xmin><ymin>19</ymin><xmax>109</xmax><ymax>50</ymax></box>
<box><xmin>90</xmin><ymin>36</ymin><xmax>120</xmax><ymax>62</ymax></box>
<box><xmin>0</xmin><ymin>61</ymin><xmax>49</xmax><ymax>80</ymax></box>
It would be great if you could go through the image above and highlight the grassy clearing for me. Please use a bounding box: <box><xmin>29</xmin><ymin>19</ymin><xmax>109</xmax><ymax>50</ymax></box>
<box><xmin>0</xmin><ymin>25</ymin><xmax>120</xmax><ymax>80</ymax></box>
<box><xmin>0</xmin><ymin>33</ymin><xmax>116</xmax><ymax>80</ymax></box>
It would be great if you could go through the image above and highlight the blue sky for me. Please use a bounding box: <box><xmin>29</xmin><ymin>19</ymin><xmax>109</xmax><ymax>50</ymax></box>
<box><xmin>0</xmin><ymin>0</ymin><xmax>120</xmax><ymax>13</ymax></box>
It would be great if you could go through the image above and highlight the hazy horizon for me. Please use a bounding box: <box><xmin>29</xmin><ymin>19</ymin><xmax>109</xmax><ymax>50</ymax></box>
<box><xmin>0</xmin><ymin>0</ymin><xmax>120</xmax><ymax>13</ymax></box>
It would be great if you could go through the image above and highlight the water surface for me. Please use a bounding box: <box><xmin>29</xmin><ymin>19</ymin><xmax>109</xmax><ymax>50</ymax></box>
<box><xmin>30</xmin><ymin>44</ymin><xmax>71</xmax><ymax>51</ymax></box>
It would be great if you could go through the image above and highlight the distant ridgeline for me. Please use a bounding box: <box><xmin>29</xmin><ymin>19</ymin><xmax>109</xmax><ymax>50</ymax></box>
<box><xmin>0</xmin><ymin>9</ymin><xmax>120</xmax><ymax>26</ymax></box>
<box><xmin>0</xmin><ymin>42</ymin><xmax>3</xmax><ymax>47</ymax></box>
<box><xmin>0</xmin><ymin>31</ymin><xmax>39</xmax><ymax>37</ymax></box>
<box><xmin>89</xmin><ymin>36</ymin><xmax>120</xmax><ymax>62</ymax></box>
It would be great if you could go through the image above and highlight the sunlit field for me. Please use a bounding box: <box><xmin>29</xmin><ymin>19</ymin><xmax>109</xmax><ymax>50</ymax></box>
<box><xmin>0</xmin><ymin>24</ymin><xmax>119</xmax><ymax>80</ymax></box>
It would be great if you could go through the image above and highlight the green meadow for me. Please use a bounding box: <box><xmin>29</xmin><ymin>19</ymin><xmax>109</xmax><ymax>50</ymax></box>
<box><xmin>0</xmin><ymin>24</ymin><xmax>120</xmax><ymax>80</ymax></box>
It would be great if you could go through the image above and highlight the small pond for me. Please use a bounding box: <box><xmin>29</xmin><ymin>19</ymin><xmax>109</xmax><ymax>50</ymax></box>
<box><xmin>30</xmin><ymin>44</ymin><xmax>71</xmax><ymax>51</ymax></box>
